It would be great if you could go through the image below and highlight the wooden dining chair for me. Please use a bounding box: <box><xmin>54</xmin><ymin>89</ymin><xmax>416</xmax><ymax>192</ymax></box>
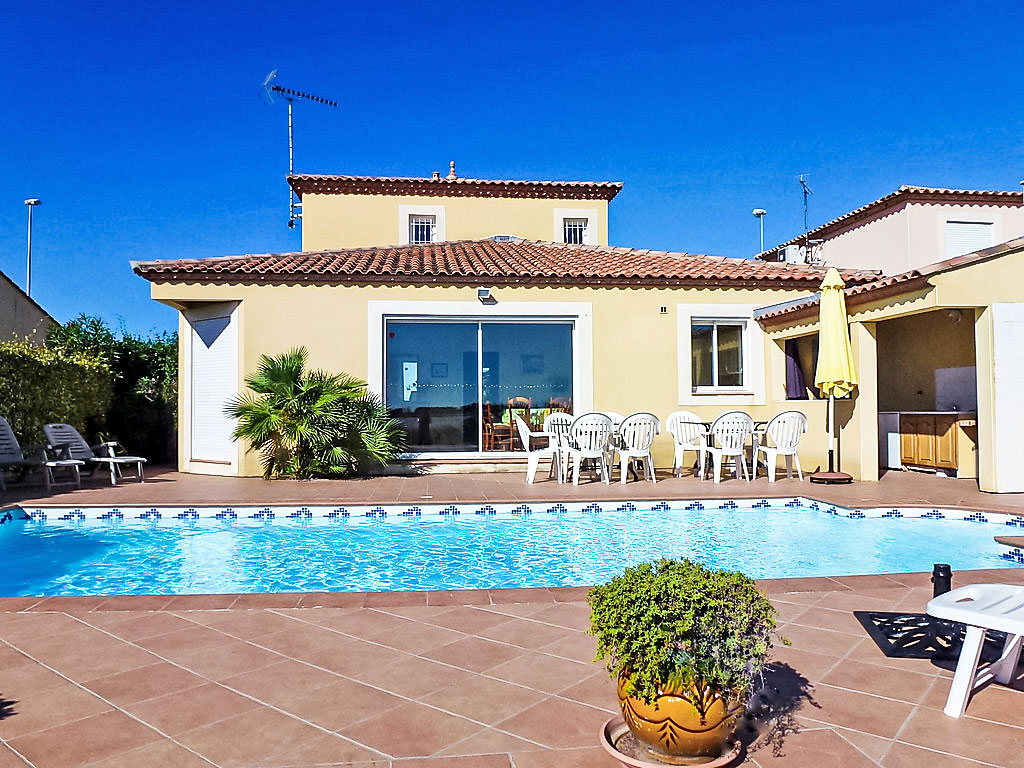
<box><xmin>507</xmin><ymin>396</ymin><xmax>531</xmax><ymax>450</ymax></box>
<box><xmin>484</xmin><ymin>401</ymin><xmax>513</xmax><ymax>451</ymax></box>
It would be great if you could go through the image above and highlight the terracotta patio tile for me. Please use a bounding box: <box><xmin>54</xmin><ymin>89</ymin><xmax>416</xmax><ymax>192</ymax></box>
<box><xmin>832</xmin><ymin>728</ymin><xmax>892</xmax><ymax>763</ymax></box>
<box><xmin>198</xmin><ymin>607</ymin><xmax>305</xmax><ymax>638</ymax></box>
<box><xmin>390</xmin><ymin>755</ymin><xmax>512</xmax><ymax>768</ymax></box>
<box><xmin>421</xmin><ymin>636</ymin><xmax>527</xmax><ymax>673</ymax></box>
<box><xmin>827</xmin><ymin>573</ymin><xmax>908</xmax><ymax>591</ymax></box>
<box><xmin>487</xmin><ymin>652</ymin><xmax>595</xmax><ymax>694</ymax></box>
<box><xmin>300</xmin><ymin>637</ymin><xmax>410</xmax><ymax>678</ymax></box>
<box><xmin>255</xmin><ymin>731</ymin><xmax>385</xmax><ymax>766</ymax></box>
<box><xmin>0</xmin><ymin>681</ymin><xmax>111</xmax><ymax>739</ymax></box>
<box><xmin>362</xmin><ymin>590</ymin><xmax>429</xmax><ymax>608</ymax></box>
<box><xmin>0</xmin><ymin>612</ymin><xmax>83</xmax><ymax>644</ymax></box>
<box><xmin>7</xmin><ymin>709</ymin><xmax>162</xmax><ymax>768</ymax></box>
<box><xmin>486</xmin><ymin>588</ymin><xmax>555</xmax><ymax>605</ymax></box>
<box><xmin>228</xmin><ymin>592</ymin><xmax>304</xmax><ymax>609</ymax></box>
<box><xmin>369</xmin><ymin>604</ymin><xmax>454</xmax><ymax>621</ymax></box>
<box><xmin>131</xmin><ymin>623</ymin><xmax>236</xmax><ymax>657</ymax></box>
<box><xmin>425</xmin><ymin>607</ymin><xmax>512</xmax><ymax>634</ymax></box>
<box><xmin>87</xmin><ymin>610</ymin><xmax>199</xmax><ymax>641</ymax></box>
<box><xmin>25</xmin><ymin>595</ymin><xmax>108</xmax><ymax>613</ymax></box>
<box><xmin>92</xmin><ymin>594</ymin><xmax>175</xmax><ymax>611</ymax></box>
<box><xmin>316</xmin><ymin>607</ymin><xmax>411</xmax><ymax>639</ymax></box>
<box><xmin>363</xmin><ymin>616</ymin><xmax>464</xmax><ymax>653</ymax></box>
<box><xmin>85</xmin><ymin>738</ymin><xmax>222</xmax><ymax>768</ymax></box>
<box><xmin>921</xmin><ymin>675</ymin><xmax>1024</xmax><ymax>725</ymax></box>
<box><xmin>338</xmin><ymin>700</ymin><xmax>484</xmax><ymax>758</ymax></box>
<box><xmin>778</xmin><ymin>622</ymin><xmax>864</xmax><ymax>657</ymax></box>
<box><xmin>437</xmin><ymin>727</ymin><xmax>544</xmax><ymax>756</ymax></box>
<box><xmin>176</xmin><ymin>705</ymin><xmax>336</xmax><ymax>768</ymax></box>
<box><xmin>0</xmin><ymin>651</ymin><xmax>70</xmax><ymax>695</ymax></box>
<box><xmin>556</xmin><ymin>671</ymin><xmax>618</xmax><ymax>711</ymax></box>
<box><xmin>267</xmin><ymin>676</ymin><xmax>406</xmax><ymax>731</ymax></box>
<box><xmin>550</xmin><ymin>587</ymin><xmax>593</xmax><ymax>603</ymax></box>
<box><xmin>352</xmin><ymin>654</ymin><xmax>474</xmax><ymax>699</ymax></box>
<box><xmin>427</xmin><ymin>590</ymin><xmax>494</xmax><ymax>607</ymax></box>
<box><xmin>298</xmin><ymin>591</ymin><xmax>367</xmax><ymax>608</ymax></box>
<box><xmin>24</xmin><ymin>635</ymin><xmax>159</xmax><ymax>681</ymax></box>
<box><xmin>506</xmin><ymin>746</ymin><xmax>620</xmax><ymax>768</ymax></box>
<box><xmin>471</xmin><ymin>603</ymin><xmax>554</xmax><ymax>619</ymax></box>
<box><xmin>420</xmin><ymin>674</ymin><xmax>548</xmax><ymax>724</ymax></box>
<box><xmin>0</xmin><ymin>597</ymin><xmax>43</xmax><ymax>612</ymax></box>
<box><xmin>534</xmin><ymin>630</ymin><xmax>597</xmax><ymax>663</ymax></box>
<box><xmin>222</xmin><ymin>658</ymin><xmax>340</xmax><ymax>702</ymax></box>
<box><xmin>0</xmin><ymin>745</ymin><xmax>31</xmax><ymax>768</ymax></box>
<box><xmin>476</xmin><ymin>618</ymin><xmax>574</xmax><ymax>651</ymax></box>
<box><xmin>519</xmin><ymin>603</ymin><xmax>591</xmax><ymax>631</ymax></box>
<box><xmin>788</xmin><ymin>605</ymin><xmax>871</xmax><ymax>636</ymax></box>
<box><xmin>174</xmin><ymin>640</ymin><xmax>282</xmax><ymax>681</ymax></box>
<box><xmin>492</xmin><ymin>696</ymin><xmax>609</xmax><ymax>749</ymax></box>
<box><xmin>252</xmin><ymin>623</ymin><xmax>351</xmax><ymax>659</ymax></box>
<box><xmin>796</xmin><ymin>684</ymin><xmax>915</xmax><ymax>739</ymax></box>
<box><xmin>844</xmin><ymin>636</ymin><xmax>947</xmax><ymax>674</ymax></box>
<box><xmin>820</xmin><ymin>658</ymin><xmax>937</xmax><ymax>704</ymax></box>
<box><xmin>82</xmin><ymin>660</ymin><xmax>207</xmax><ymax>705</ymax></box>
<box><xmin>748</xmin><ymin>727</ymin><xmax>880</xmax><ymax>767</ymax></box>
<box><xmin>162</xmin><ymin>593</ymin><xmax>239</xmax><ymax>611</ymax></box>
<box><xmin>124</xmin><ymin>681</ymin><xmax>261</xmax><ymax>735</ymax></box>
<box><xmin>898</xmin><ymin>705</ymin><xmax>1024</xmax><ymax>767</ymax></box>
<box><xmin>883</xmin><ymin>741</ymin><xmax>999</xmax><ymax>768</ymax></box>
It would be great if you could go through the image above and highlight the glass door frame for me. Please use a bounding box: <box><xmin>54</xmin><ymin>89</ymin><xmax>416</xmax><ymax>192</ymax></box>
<box><xmin>367</xmin><ymin>299</ymin><xmax>594</xmax><ymax>460</ymax></box>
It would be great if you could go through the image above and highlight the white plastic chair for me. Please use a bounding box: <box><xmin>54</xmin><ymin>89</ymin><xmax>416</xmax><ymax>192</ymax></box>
<box><xmin>755</xmin><ymin>411</ymin><xmax>808</xmax><ymax>482</ymax></box>
<box><xmin>705</xmin><ymin>411</ymin><xmax>754</xmax><ymax>483</ymax></box>
<box><xmin>666</xmin><ymin>411</ymin><xmax>707</xmax><ymax>478</ymax></box>
<box><xmin>614</xmin><ymin>413</ymin><xmax>660</xmax><ymax>484</ymax></box>
<box><xmin>926</xmin><ymin>584</ymin><xmax>1024</xmax><ymax>718</ymax></box>
<box><xmin>514</xmin><ymin>416</ymin><xmax>559</xmax><ymax>484</ymax></box>
<box><xmin>566</xmin><ymin>413</ymin><xmax>613</xmax><ymax>485</ymax></box>
<box><xmin>1</xmin><ymin>417</ymin><xmax>84</xmax><ymax>492</ymax></box>
<box><xmin>543</xmin><ymin>411</ymin><xmax>573</xmax><ymax>482</ymax></box>
<box><xmin>601</xmin><ymin>411</ymin><xmax>625</xmax><ymax>430</ymax></box>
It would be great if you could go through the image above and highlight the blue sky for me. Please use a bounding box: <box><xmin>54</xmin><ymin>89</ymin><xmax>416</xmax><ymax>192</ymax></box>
<box><xmin>2</xmin><ymin>0</ymin><xmax>1022</xmax><ymax>335</ymax></box>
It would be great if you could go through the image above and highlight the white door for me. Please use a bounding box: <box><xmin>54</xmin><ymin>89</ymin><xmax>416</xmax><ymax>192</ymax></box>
<box><xmin>189</xmin><ymin>308</ymin><xmax>238</xmax><ymax>464</ymax></box>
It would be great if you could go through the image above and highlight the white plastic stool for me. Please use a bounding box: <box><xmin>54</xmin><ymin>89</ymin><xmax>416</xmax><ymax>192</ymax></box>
<box><xmin>926</xmin><ymin>584</ymin><xmax>1024</xmax><ymax>718</ymax></box>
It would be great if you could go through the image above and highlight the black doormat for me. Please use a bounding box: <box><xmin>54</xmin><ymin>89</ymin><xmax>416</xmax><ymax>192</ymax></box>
<box><xmin>853</xmin><ymin>611</ymin><xmax>1010</xmax><ymax>665</ymax></box>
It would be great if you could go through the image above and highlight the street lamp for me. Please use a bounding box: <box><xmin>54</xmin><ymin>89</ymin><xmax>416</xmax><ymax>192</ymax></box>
<box><xmin>24</xmin><ymin>198</ymin><xmax>41</xmax><ymax>297</ymax></box>
<box><xmin>752</xmin><ymin>208</ymin><xmax>766</xmax><ymax>254</ymax></box>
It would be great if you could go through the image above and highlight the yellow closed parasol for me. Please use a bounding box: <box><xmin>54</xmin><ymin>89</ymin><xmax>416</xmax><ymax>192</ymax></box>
<box><xmin>812</xmin><ymin>267</ymin><xmax>857</xmax><ymax>483</ymax></box>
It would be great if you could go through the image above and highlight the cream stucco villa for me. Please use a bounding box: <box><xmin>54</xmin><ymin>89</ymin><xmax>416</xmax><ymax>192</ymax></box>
<box><xmin>133</xmin><ymin>170</ymin><xmax>1024</xmax><ymax>493</ymax></box>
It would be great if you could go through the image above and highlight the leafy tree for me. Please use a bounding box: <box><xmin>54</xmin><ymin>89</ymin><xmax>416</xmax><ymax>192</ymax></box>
<box><xmin>226</xmin><ymin>347</ymin><xmax>405</xmax><ymax>479</ymax></box>
<box><xmin>46</xmin><ymin>315</ymin><xmax>177</xmax><ymax>460</ymax></box>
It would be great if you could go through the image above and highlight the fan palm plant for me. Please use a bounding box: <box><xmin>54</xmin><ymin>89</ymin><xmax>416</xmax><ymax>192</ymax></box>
<box><xmin>226</xmin><ymin>347</ymin><xmax>405</xmax><ymax>478</ymax></box>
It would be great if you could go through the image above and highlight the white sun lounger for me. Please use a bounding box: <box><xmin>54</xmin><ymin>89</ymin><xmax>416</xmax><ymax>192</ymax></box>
<box><xmin>43</xmin><ymin>423</ymin><xmax>146</xmax><ymax>486</ymax></box>
<box><xmin>926</xmin><ymin>584</ymin><xmax>1024</xmax><ymax>718</ymax></box>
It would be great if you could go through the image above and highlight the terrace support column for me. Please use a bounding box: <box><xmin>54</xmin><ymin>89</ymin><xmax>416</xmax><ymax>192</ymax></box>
<box><xmin>976</xmin><ymin>303</ymin><xmax>1024</xmax><ymax>492</ymax></box>
<box><xmin>847</xmin><ymin>321</ymin><xmax>878</xmax><ymax>482</ymax></box>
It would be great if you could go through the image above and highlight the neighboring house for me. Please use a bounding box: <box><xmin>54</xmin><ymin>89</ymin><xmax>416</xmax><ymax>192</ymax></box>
<box><xmin>0</xmin><ymin>269</ymin><xmax>55</xmax><ymax>343</ymax></box>
<box><xmin>133</xmin><ymin>239</ymin><xmax>872</xmax><ymax>478</ymax></box>
<box><xmin>756</xmin><ymin>237</ymin><xmax>1024</xmax><ymax>493</ymax></box>
<box><xmin>758</xmin><ymin>186</ymin><xmax>1024</xmax><ymax>275</ymax></box>
<box><xmin>289</xmin><ymin>163</ymin><xmax>621</xmax><ymax>250</ymax></box>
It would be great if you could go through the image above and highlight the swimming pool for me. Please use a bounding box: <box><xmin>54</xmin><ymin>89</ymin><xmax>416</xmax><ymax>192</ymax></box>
<box><xmin>1</xmin><ymin>498</ymin><xmax>1022</xmax><ymax>596</ymax></box>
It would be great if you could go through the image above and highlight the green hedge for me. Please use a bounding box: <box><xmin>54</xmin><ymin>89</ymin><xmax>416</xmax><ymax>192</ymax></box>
<box><xmin>0</xmin><ymin>340</ymin><xmax>113</xmax><ymax>445</ymax></box>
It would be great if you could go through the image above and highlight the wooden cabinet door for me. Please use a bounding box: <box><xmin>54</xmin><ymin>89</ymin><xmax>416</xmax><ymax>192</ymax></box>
<box><xmin>900</xmin><ymin>415</ymin><xmax>919</xmax><ymax>464</ymax></box>
<box><xmin>935</xmin><ymin>415</ymin><xmax>958</xmax><ymax>470</ymax></box>
<box><xmin>916</xmin><ymin>415</ymin><xmax>936</xmax><ymax>465</ymax></box>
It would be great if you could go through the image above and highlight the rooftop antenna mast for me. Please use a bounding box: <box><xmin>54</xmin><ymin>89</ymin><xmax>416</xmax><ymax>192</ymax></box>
<box><xmin>798</xmin><ymin>174</ymin><xmax>814</xmax><ymax>258</ymax></box>
<box><xmin>262</xmin><ymin>70</ymin><xmax>338</xmax><ymax>228</ymax></box>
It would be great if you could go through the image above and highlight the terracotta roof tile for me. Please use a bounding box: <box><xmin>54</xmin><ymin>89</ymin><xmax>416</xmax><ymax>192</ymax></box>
<box><xmin>287</xmin><ymin>174</ymin><xmax>623</xmax><ymax>201</ymax></box>
<box><xmin>759</xmin><ymin>185</ymin><xmax>1024</xmax><ymax>257</ymax></box>
<box><xmin>133</xmin><ymin>239</ymin><xmax>877</xmax><ymax>289</ymax></box>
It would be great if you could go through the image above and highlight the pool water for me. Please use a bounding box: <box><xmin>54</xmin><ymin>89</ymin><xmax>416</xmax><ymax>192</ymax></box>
<box><xmin>1</xmin><ymin>501</ymin><xmax>1021</xmax><ymax>597</ymax></box>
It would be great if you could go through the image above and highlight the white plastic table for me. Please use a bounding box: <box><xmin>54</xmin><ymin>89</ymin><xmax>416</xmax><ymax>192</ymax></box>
<box><xmin>926</xmin><ymin>584</ymin><xmax>1024</xmax><ymax>718</ymax></box>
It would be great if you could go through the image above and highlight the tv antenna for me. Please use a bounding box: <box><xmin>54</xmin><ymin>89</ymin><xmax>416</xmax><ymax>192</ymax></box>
<box><xmin>262</xmin><ymin>70</ymin><xmax>338</xmax><ymax>228</ymax></box>
<box><xmin>798</xmin><ymin>174</ymin><xmax>813</xmax><ymax>242</ymax></box>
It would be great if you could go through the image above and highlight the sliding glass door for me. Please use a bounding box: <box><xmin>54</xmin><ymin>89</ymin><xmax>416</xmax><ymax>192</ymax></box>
<box><xmin>385</xmin><ymin>320</ymin><xmax>573</xmax><ymax>453</ymax></box>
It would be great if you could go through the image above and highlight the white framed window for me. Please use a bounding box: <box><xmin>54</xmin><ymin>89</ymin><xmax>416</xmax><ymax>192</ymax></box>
<box><xmin>676</xmin><ymin>303</ymin><xmax>765</xmax><ymax>406</ymax></box>
<box><xmin>409</xmin><ymin>215</ymin><xmax>436</xmax><ymax>244</ymax></box>
<box><xmin>399</xmin><ymin>204</ymin><xmax>446</xmax><ymax>245</ymax></box>
<box><xmin>553</xmin><ymin>208</ymin><xmax>598</xmax><ymax>245</ymax></box>
<box><xmin>563</xmin><ymin>218</ymin><xmax>588</xmax><ymax>244</ymax></box>
<box><xmin>691</xmin><ymin>319</ymin><xmax>746</xmax><ymax>390</ymax></box>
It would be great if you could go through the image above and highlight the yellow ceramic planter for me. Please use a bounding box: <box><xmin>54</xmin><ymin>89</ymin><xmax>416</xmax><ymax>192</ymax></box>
<box><xmin>617</xmin><ymin>673</ymin><xmax>743</xmax><ymax>760</ymax></box>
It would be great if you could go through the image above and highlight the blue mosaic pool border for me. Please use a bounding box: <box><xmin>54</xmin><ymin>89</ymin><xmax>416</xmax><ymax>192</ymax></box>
<box><xmin>4</xmin><ymin>497</ymin><xmax>1024</xmax><ymax>530</ymax></box>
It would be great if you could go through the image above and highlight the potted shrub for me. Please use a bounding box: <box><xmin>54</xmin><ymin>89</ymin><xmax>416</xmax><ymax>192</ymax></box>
<box><xmin>588</xmin><ymin>558</ymin><xmax>778</xmax><ymax>763</ymax></box>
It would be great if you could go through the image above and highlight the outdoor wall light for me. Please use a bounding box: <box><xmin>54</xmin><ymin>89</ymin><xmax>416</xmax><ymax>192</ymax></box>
<box><xmin>477</xmin><ymin>287</ymin><xmax>495</xmax><ymax>304</ymax></box>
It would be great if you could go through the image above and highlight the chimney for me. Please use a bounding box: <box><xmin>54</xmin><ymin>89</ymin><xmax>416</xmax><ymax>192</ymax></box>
<box><xmin>447</xmin><ymin>160</ymin><xmax>457</xmax><ymax>180</ymax></box>
<box><xmin>432</xmin><ymin>171</ymin><xmax>440</xmax><ymax>180</ymax></box>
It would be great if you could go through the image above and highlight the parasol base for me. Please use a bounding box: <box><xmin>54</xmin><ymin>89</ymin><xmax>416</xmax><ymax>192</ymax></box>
<box><xmin>810</xmin><ymin>471</ymin><xmax>853</xmax><ymax>484</ymax></box>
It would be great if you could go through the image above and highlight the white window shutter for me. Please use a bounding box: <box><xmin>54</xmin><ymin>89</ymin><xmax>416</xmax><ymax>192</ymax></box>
<box><xmin>946</xmin><ymin>221</ymin><xmax>992</xmax><ymax>259</ymax></box>
<box><xmin>190</xmin><ymin>313</ymin><xmax>237</xmax><ymax>462</ymax></box>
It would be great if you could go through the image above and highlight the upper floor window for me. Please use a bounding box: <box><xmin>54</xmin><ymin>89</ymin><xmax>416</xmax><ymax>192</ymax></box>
<box><xmin>563</xmin><ymin>218</ymin><xmax>588</xmax><ymax>245</ymax></box>
<box><xmin>691</xmin><ymin>319</ymin><xmax>745</xmax><ymax>390</ymax></box>
<box><xmin>946</xmin><ymin>221</ymin><xmax>992</xmax><ymax>259</ymax></box>
<box><xmin>409</xmin><ymin>215</ymin><xmax>437</xmax><ymax>244</ymax></box>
